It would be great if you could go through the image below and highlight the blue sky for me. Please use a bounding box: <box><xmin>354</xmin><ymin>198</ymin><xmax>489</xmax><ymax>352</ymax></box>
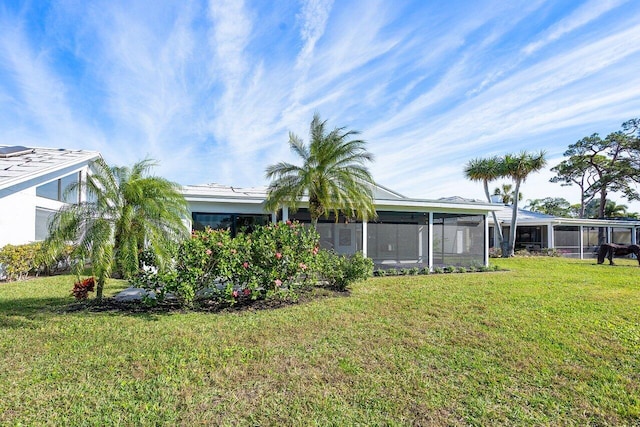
<box><xmin>2</xmin><ymin>0</ymin><xmax>640</xmax><ymax>210</ymax></box>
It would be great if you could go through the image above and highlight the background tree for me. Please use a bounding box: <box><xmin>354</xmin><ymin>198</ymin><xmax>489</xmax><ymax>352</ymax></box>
<box><xmin>583</xmin><ymin>199</ymin><xmax>631</xmax><ymax>219</ymax></box>
<box><xmin>464</xmin><ymin>156</ymin><xmax>506</xmax><ymax>253</ymax></box>
<box><xmin>265</xmin><ymin>113</ymin><xmax>376</xmax><ymax>228</ymax></box>
<box><xmin>492</xmin><ymin>183</ymin><xmax>522</xmax><ymax>204</ymax></box>
<box><xmin>525</xmin><ymin>197</ymin><xmax>576</xmax><ymax>217</ymax></box>
<box><xmin>45</xmin><ymin>158</ymin><xmax>189</xmax><ymax>300</ymax></box>
<box><xmin>551</xmin><ymin>119</ymin><xmax>640</xmax><ymax>219</ymax></box>
<box><xmin>502</xmin><ymin>151</ymin><xmax>547</xmax><ymax>257</ymax></box>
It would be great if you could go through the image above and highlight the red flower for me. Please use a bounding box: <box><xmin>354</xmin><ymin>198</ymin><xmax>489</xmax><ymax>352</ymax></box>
<box><xmin>275</xmin><ymin>252</ymin><xmax>282</xmax><ymax>259</ymax></box>
<box><xmin>243</xmin><ymin>289</ymin><xmax>251</xmax><ymax>296</ymax></box>
<box><xmin>243</xmin><ymin>262</ymin><xmax>249</xmax><ymax>269</ymax></box>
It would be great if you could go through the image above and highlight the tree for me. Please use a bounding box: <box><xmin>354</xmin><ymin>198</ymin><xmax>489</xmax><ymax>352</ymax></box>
<box><xmin>502</xmin><ymin>151</ymin><xmax>547</xmax><ymax>257</ymax></box>
<box><xmin>551</xmin><ymin>119</ymin><xmax>640</xmax><ymax>219</ymax></box>
<box><xmin>525</xmin><ymin>197</ymin><xmax>576</xmax><ymax>217</ymax></box>
<box><xmin>265</xmin><ymin>113</ymin><xmax>376</xmax><ymax>228</ymax></box>
<box><xmin>45</xmin><ymin>158</ymin><xmax>189</xmax><ymax>300</ymax></box>
<box><xmin>492</xmin><ymin>183</ymin><xmax>522</xmax><ymax>204</ymax></box>
<box><xmin>464</xmin><ymin>156</ymin><xmax>506</xmax><ymax>253</ymax></box>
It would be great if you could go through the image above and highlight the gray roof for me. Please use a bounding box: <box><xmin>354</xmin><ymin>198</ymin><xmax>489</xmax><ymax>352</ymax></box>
<box><xmin>493</xmin><ymin>204</ymin><xmax>555</xmax><ymax>222</ymax></box>
<box><xmin>0</xmin><ymin>146</ymin><xmax>100</xmax><ymax>191</ymax></box>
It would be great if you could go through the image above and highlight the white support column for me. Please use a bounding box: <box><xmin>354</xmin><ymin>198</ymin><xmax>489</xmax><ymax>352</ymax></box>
<box><xmin>548</xmin><ymin>224</ymin><xmax>555</xmax><ymax>249</ymax></box>
<box><xmin>282</xmin><ymin>206</ymin><xmax>289</xmax><ymax>222</ymax></box>
<box><xmin>362</xmin><ymin>220</ymin><xmax>368</xmax><ymax>257</ymax></box>
<box><xmin>579</xmin><ymin>225</ymin><xmax>584</xmax><ymax>260</ymax></box>
<box><xmin>607</xmin><ymin>227</ymin><xmax>612</xmax><ymax>243</ymax></box>
<box><xmin>484</xmin><ymin>214</ymin><xmax>489</xmax><ymax>266</ymax></box>
<box><xmin>428</xmin><ymin>212</ymin><xmax>434</xmax><ymax>271</ymax></box>
<box><xmin>633</xmin><ymin>227</ymin><xmax>637</xmax><ymax>245</ymax></box>
<box><xmin>271</xmin><ymin>212</ymin><xmax>278</xmax><ymax>223</ymax></box>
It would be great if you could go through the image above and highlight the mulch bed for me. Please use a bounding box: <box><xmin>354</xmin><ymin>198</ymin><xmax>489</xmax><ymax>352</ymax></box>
<box><xmin>61</xmin><ymin>287</ymin><xmax>349</xmax><ymax>315</ymax></box>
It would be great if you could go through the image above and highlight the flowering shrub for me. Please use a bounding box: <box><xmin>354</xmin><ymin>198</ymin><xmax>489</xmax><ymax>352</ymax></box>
<box><xmin>0</xmin><ymin>242</ymin><xmax>42</xmax><ymax>281</ymax></box>
<box><xmin>72</xmin><ymin>277</ymin><xmax>95</xmax><ymax>299</ymax></box>
<box><xmin>150</xmin><ymin>221</ymin><xmax>320</xmax><ymax>305</ymax></box>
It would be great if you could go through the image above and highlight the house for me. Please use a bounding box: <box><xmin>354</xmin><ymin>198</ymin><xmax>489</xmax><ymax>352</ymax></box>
<box><xmin>0</xmin><ymin>144</ymin><xmax>504</xmax><ymax>270</ymax></box>
<box><xmin>489</xmin><ymin>204</ymin><xmax>640</xmax><ymax>258</ymax></box>
<box><xmin>183</xmin><ymin>184</ymin><xmax>499</xmax><ymax>269</ymax></box>
<box><xmin>0</xmin><ymin>145</ymin><xmax>100</xmax><ymax>247</ymax></box>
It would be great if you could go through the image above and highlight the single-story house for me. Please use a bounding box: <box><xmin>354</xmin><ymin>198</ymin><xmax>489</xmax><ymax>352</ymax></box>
<box><xmin>0</xmin><ymin>145</ymin><xmax>100</xmax><ymax>248</ymax></box>
<box><xmin>183</xmin><ymin>184</ymin><xmax>499</xmax><ymax>269</ymax></box>
<box><xmin>489</xmin><ymin>204</ymin><xmax>640</xmax><ymax>258</ymax></box>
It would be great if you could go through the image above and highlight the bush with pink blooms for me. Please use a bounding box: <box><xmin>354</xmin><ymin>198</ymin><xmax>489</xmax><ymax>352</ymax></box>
<box><xmin>137</xmin><ymin>221</ymin><xmax>320</xmax><ymax>305</ymax></box>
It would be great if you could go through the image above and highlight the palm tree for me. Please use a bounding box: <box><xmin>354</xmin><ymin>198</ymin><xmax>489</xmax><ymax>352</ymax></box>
<box><xmin>604</xmin><ymin>200</ymin><xmax>629</xmax><ymax>218</ymax></box>
<box><xmin>464</xmin><ymin>156</ymin><xmax>506</xmax><ymax>253</ymax></box>
<box><xmin>265</xmin><ymin>113</ymin><xmax>376</xmax><ymax>228</ymax></box>
<box><xmin>45</xmin><ymin>158</ymin><xmax>189</xmax><ymax>300</ymax></box>
<box><xmin>502</xmin><ymin>151</ymin><xmax>547</xmax><ymax>256</ymax></box>
<box><xmin>492</xmin><ymin>183</ymin><xmax>522</xmax><ymax>204</ymax></box>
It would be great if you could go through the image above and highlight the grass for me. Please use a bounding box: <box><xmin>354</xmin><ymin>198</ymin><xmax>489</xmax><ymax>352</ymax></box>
<box><xmin>0</xmin><ymin>257</ymin><xmax>639</xmax><ymax>426</ymax></box>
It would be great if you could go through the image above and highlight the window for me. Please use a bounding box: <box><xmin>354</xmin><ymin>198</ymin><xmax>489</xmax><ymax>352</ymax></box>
<box><xmin>36</xmin><ymin>172</ymin><xmax>80</xmax><ymax>203</ymax></box>
<box><xmin>35</xmin><ymin>208</ymin><xmax>56</xmax><ymax>241</ymax></box>
<box><xmin>192</xmin><ymin>213</ymin><xmax>270</xmax><ymax>236</ymax></box>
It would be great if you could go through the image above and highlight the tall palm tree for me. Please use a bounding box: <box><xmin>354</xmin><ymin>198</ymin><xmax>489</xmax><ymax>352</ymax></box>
<box><xmin>502</xmin><ymin>151</ymin><xmax>546</xmax><ymax>256</ymax></box>
<box><xmin>265</xmin><ymin>113</ymin><xmax>377</xmax><ymax>228</ymax></box>
<box><xmin>45</xmin><ymin>158</ymin><xmax>189</xmax><ymax>300</ymax></box>
<box><xmin>464</xmin><ymin>156</ymin><xmax>506</xmax><ymax>253</ymax></box>
<box><xmin>493</xmin><ymin>183</ymin><xmax>522</xmax><ymax>204</ymax></box>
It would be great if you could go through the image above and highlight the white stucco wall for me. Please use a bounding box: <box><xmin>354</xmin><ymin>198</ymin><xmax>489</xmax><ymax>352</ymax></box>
<box><xmin>0</xmin><ymin>187</ymin><xmax>37</xmax><ymax>247</ymax></box>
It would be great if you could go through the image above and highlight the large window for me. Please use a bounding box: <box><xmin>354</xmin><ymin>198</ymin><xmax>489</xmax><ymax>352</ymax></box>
<box><xmin>289</xmin><ymin>209</ymin><xmax>362</xmax><ymax>255</ymax></box>
<box><xmin>36</xmin><ymin>172</ymin><xmax>80</xmax><ymax>203</ymax></box>
<box><xmin>432</xmin><ymin>214</ymin><xmax>485</xmax><ymax>267</ymax></box>
<box><xmin>192</xmin><ymin>213</ymin><xmax>270</xmax><ymax>236</ymax></box>
<box><xmin>515</xmin><ymin>226</ymin><xmax>547</xmax><ymax>251</ymax></box>
<box><xmin>583</xmin><ymin>227</ymin><xmax>606</xmax><ymax>257</ymax></box>
<box><xmin>367</xmin><ymin>211</ymin><xmax>428</xmax><ymax>266</ymax></box>
<box><xmin>35</xmin><ymin>208</ymin><xmax>56</xmax><ymax>241</ymax></box>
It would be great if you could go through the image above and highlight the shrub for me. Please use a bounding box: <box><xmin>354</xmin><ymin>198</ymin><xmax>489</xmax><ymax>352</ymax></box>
<box><xmin>374</xmin><ymin>269</ymin><xmax>387</xmax><ymax>277</ymax></box>
<box><xmin>455</xmin><ymin>266</ymin><xmax>467</xmax><ymax>273</ymax></box>
<box><xmin>72</xmin><ymin>277</ymin><xmax>95</xmax><ymax>300</ymax></box>
<box><xmin>137</xmin><ymin>221</ymin><xmax>320</xmax><ymax>305</ymax></box>
<box><xmin>443</xmin><ymin>266</ymin><xmax>456</xmax><ymax>273</ymax></box>
<box><xmin>489</xmin><ymin>247</ymin><xmax>502</xmax><ymax>258</ymax></box>
<box><xmin>0</xmin><ymin>242</ymin><xmax>42</xmax><ymax>281</ymax></box>
<box><xmin>408</xmin><ymin>267</ymin><xmax>420</xmax><ymax>275</ymax></box>
<box><xmin>314</xmin><ymin>250</ymin><xmax>373</xmax><ymax>291</ymax></box>
<box><xmin>420</xmin><ymin>267</ymin><xmax>430</xmax><ymax>275</ymax></box>
<box><xmin>433</xmin><ymin>266</ymin><xmax>444</xmax><ymax>274</ymax></box>
<box><xmin>385</xmin><ymin>268</ymin><xmax>398</xmax><ymax>276</ymax></box>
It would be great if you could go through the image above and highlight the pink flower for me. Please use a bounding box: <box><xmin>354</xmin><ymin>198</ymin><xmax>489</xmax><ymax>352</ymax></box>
<box><xmin>243</xmin><ymin>289</ymin><xmax>251</xmax><ymax>296</ymax></box>
<box><xmin>232</xmin><ymin>290</ymin><xmax>239</xmax><ymax>298</ymax></box>
<box><xmin>205</xmin><ymin>249</ymin><xmax>212</xmax><ymax>255</ymax></box>
<box><xmin>286</xmin><ymin>220</ymin><xmax>292</xmax><ymax>226</ymax></box>
<box><xmin>217</xmin><ymin>242</ymin><xmax>223</xmax><ymax>247</ymax></box>
<box><xmin>312</xmin><ymin>247</ymin><xmax>319</xmax><ymax>255</ymax></box>
<box><xmin>275</xmin><ymin>252</ymin><xmax>282</xmax><ymax>259</ymax></box>
<box><xmin>274</xmin><ymin>279</ymin><xmax>282</xmax><ymax>287</ymax></box>
<box><xmin>243</xmin><ymin>262</ymin><xmax>249</xmax><ymax>269</ymax></box>
<box><xmin>299</xmin><ymin>263</ymin><xmax>307</xmax><ymax>270</ymax></box>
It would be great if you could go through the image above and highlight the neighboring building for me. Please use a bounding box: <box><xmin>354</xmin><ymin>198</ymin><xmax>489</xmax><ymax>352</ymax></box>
<box><xmin>0</xmin><ymin>145</ymin><xmax>100</xmax><ymax>247</ymax></box>
<box><xmin>489</xmin><ymin>204</ymin><xmax>640</xmax><ymax>258</ymax></box>
<box><xmin>183</xmin><ymin>183</ymin><xmax>499</xmax><ymax>269</ymax></box>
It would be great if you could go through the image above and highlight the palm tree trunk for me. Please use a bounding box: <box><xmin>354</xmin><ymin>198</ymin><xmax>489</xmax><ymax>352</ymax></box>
<box><xmin>96</xmin><ymin>275</ymin><xmax>105</xmax><ymax>301</ymax></box>
<box><xmin>506</xmin><ymin>179</ymin><xmax>522</xmax><ymax>257</ymax></box>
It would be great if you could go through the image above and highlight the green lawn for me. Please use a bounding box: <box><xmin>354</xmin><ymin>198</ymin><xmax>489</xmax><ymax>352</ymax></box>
<box><xmin>1</xmin><ymin>258</ymin><xmax>639</xmax><ymax>425</ymax></box>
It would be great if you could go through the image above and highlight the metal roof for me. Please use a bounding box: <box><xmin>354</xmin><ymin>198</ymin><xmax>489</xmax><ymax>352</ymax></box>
<box><xmin>0</xmin><ymin>146</ymin><xmax>100</xmax><ymax>191</ymax></box>
<box><xmin>183</xmin><ymin>183</ymin><xmax>499</xmax><ymax>213</ymax></box>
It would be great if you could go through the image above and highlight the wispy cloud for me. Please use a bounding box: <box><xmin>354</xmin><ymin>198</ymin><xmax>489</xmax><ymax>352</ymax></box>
<box><xmin>0</xmin><ymin>0</ymin><xmax>639</xmax><ymax>209</ymax></box>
